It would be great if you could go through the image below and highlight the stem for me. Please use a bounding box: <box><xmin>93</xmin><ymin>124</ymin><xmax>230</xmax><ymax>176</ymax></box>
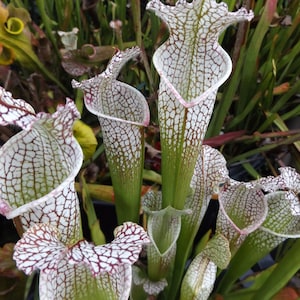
<box><xmin>36</xmin><ymin>0</ymin><xmax>61</xmax><ymax>58</ymax></box>
<box><xmin>253</xmin><ymin>239</ymin><xmax>300</xmax><ymax>299</ymax></box>
<box><xmin>111</xmin><ymin>127</ymin><xmax>145</xmax><ymax>224</ymax></box>
<box><xmin>13</xmin><ymin>216</ymin><xmax>24</xmax><ymax>237</ymax></box>
<box><xmin>231</xmin><ymin>0</ymin><xmax>253</xmax><ymax>71</ymax></box>
<box><xmin>131</xmin><ymin>0</ymin><xmax>142</xmax><ymax>47</ymax></box>
<box><xmin>140</xmin><ymin>48</ymin><xmax>156</xmax><ymax>93</ymax></box>
<box><xmin>74</xmin><ymin>0</ymin><xmax>83</xmax><ymax>46</ymax></box>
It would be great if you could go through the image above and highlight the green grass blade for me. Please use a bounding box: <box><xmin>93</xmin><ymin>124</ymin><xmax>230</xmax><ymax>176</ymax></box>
<box><xmin>252</xmin><ymin>239</ymin><xmax>300</xmax><ymax>300</ymax></box>
<box><xmin>238</xmin><ymin>0</ymin><xmax>277</xmax><ymax>115</ymax></box>
<box><xmin>206</xmin><ymin>47</ymin><xmax>245</xmax><ymax>138</ymax></box>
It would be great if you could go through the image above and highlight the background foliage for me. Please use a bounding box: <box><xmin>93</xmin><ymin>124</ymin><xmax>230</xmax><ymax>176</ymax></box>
<box><xmin>0</xmin><ymin>0</ymin><xmax>300</xmax><ymax>299</ymax></box>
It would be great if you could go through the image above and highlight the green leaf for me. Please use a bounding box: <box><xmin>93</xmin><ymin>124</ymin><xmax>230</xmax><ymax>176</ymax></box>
<box><xmin>219</xmin><ymin>264</ymin><xmax>277</xmax><ymax>300</ymax></box>
<box><xmin>238</xmin><ymin>0</ymin><xmax>278</xmax><ymax>113</ymax></box>
<box><xmin>216</xmin><ymin>229</ymin><xmax>285</xmax><ymax>295</ymax></box>
<box><xmin>252</xmin><ymin>239</ymin><xmax>300</xmax><ymax>300</ymax></box>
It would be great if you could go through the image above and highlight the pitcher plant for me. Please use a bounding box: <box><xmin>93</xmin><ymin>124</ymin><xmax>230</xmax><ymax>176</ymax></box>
<box><xmin>1</xmin><ymin>0</ymin><xmax>300</xmax><ymax>299</ymax></box>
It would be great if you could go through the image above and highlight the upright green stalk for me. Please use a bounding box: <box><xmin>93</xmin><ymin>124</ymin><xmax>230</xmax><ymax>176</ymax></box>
<box><xmin>253</xmin><ymin>239</ymin><xmax>300</xmax><ymax>299</ymax></box>
<box><xmin>238</xmin><ymin>0</ymin><xmax>277</xmax><ymax>114</ymax></box>
<box><xmin>36</xmin><ymin>0</ymin><xmax>60</xmax><ymax>58</ymax></box>
<box><xmin>131</xmin><ymin>0</ymin><xmax>142</xmax><ymax>47</ymax></box>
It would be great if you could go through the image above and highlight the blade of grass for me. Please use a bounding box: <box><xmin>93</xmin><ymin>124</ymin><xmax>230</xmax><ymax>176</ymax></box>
<box><xmin>206</xmin><ymin>47</ymin><xmax>245</xmax><ymax>138</ymax></box>
<box><xmin>265</xmin><ymin>111</ymin><xmax>300</xmax><ymax>152</ymax></box>
<box><xmin>238</xmin><ymin>0</ymin><xmax>277</xmax><ymax>115</ymax></box>
<box><xmin>277</xmin><ymin>39</ymin><xmax>300</xmax><ymax>82</ymax></box>
<box><xmin>241</xmin><ymin>161</ymin><xmax>261</xmax><ymax>179</ymax></box>
<box><xmin>131</xmin><ymin>0</ymin><xmax>142</xmax><ymax>46</ymax></box>
<box><xmin>271</xmin><ymin>77</ymin><xmax>300</xmax><ymax>113</ymax></box>
<box><xmin>274</xmin><ymin>10</ymin><xmax>300</xmax><ymax>65</ymax></box>
<box><xmin>74</xmin><ymin>0</ymin><xmax>84</xmax><ymax>46</ymax></box>
<box><xmin>217</xmin><ymin>265</ymin><xmax>277</xmax><ymax>300</ymax></box>
<box><xmin>252</xmin><ymin>239</ymin><xmax>300</xmax><ymax>300</ymax></box>
<box><xmin>281</xmin><ymin>105</ymin><xmax>300</xmax><ymax>122</ymax></box>
<box><xmin>36</xmin><ymin>0</ymin><xmax>60</xmax><ymax>58</ymax></box>
<box><xmin>227</xmin><ymin>90</ymin><xmax>262</xmax><ymax>130</ymax></box>
<box><xmin>228</xmin><ymin>133</ymin><xmax>300</xmax><ymax>164</ymax></box>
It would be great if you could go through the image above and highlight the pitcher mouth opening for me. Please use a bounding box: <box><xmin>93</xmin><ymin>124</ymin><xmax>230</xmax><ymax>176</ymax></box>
<box><xmin>153</xmin><ymin>47</ymin><xmax>232</xmax><ymax>109</ymax></box>
<box><xmin>0</xmin><ymin>137</ymin><xmax>83</xmax><ymax>220</ymax></box>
